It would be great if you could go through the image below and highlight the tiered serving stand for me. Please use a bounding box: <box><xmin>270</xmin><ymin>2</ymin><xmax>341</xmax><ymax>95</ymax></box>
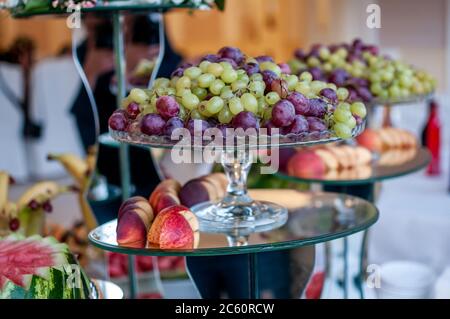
<box><xmin>9</xmin><ymin>1</ymin><xmax>380</xmax><ymax>298</ymax></box>
<box><xmin>276</xmin><ymin>94</ymin><xmax>433</xmax><ymax>298</ymax></box>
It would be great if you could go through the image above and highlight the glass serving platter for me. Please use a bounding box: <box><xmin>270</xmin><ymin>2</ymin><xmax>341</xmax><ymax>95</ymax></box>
<box><xmin>368</xmin><ymin>92</ymin><xmax>434</xmax><ymax>107</ymax></box>
<box><xmin>109</xmin><ymin>122</ymin><xmax>365</xmax><ymax>239</ymax></box>
<box><xmin>276</xmin><ymin>147</ymin><xmax>430</xmax><ymax>186</ymax></box>
<box><xmin>89</xmin><ymin>189</ymin><xmax>379</xmax><ymax>255</ymax></box>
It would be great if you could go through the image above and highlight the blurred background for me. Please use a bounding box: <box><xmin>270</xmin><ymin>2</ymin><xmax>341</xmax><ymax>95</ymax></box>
<box><xmin>1</xmin><ymin>0</ymin><xmax>449</xmax><ymax>298</ymax></box>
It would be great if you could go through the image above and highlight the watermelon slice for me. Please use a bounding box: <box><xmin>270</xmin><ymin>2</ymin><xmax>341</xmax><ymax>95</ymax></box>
<box><xmin>0</xmin><ymin>234</ymin><xmax>93</xmax><ymax>299</ymax></box>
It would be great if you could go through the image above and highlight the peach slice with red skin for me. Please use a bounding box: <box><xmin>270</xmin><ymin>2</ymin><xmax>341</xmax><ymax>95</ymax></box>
<box><xmin>147</xmin><ymin>205</ymin><xmax>199</xmax><ymax>249</ymax></box>
<box><xmin>149</xmin><ymin>179</ymin><xmax>181</xmax><ymax>213</ymax></box>
<box><xmin>155</xmin><ymin>192</ymin><xmax>180</xmax><ymax>214</ymax></box>
<box><xmin>356</xmin><ymin>129</ymin><xmax>383</xmax><ymax>152</ymax></box>
<box><xmin>116</xmin><ymin>209</ymin><xmax>149</xmax><ymax>248</ymax></box>
<box><xmin>287</xmin><ymin>151</ymin><xmax>327</xmax><ymax>179</ymax></box>
<box><xmin>118</xmin><ymin>196</ymin><xmax>153</xmax><ymax>222</ymax></box>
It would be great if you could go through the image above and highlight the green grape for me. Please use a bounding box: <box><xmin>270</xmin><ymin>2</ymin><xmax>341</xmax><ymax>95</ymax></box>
<box><xmin>333</xmin><ymin>123</ymin><xmax>352</xmax><ymax>139</ymax></box>
<box><xmin>219</xmin><ymin>61</ymin><xmax>233</xmax><ymax>70</ymax></box>
<box><xmin>250</xmin><ymin>73</ymin><xmax>263</xmax><ymax>81</ymax></box>
<box><xmin>288</xmin><ymin>59</ymin><xmax>303</xmax><ymax>74</ymax></box>
<box><xmin>259</xmin><ymin>61</ymin><xmax>282</xmax><ymax>76</ymax></box>
<box><xmin>337</xmin><ymin>102</ymin><xmax>351</xmax><ymax>111</ymax></box>
<box><xmin>265</xmin><ymin>92</ymin><xmax>280</xmax><ymax>105</ymax></box>
<box><xmin>166</xmin><ymin>87</ymin><xmax>176</xmax><ymax>96</ymax></box>
<box><xmin>333</xmin><ymin>108</ymin><xmax>353</xmax><ymax>123</ymax></box>
<box><xmin>370</xmin><ymin>83</ymin><xmax>383</xmax><ymax>95</ymax></box>
<box><xmin>221</xmin><ymin>69</ymin><xmax>238</xmax><ymax>84</ymax></box>
<box><xmin>381</xmin><ymin>71</ymin><xmax>394</xmax><ymax>82</ymax></box>
<box><xmin>220</xmin><ymin>86</ymin><xmax>234</xmax><ymax>100</ymax></box>
<box><xmin>210</xmin><ymin>79</ymin><xmax>225</xmax><ymax>95</ymax></box>
<box><xmin>198</xmin><ymin>73</ymin><xmax>215</xmax><ymax>88</ymax></box>
<box><xmin>228</xmin><ymin>97</ymin><xmax>244</xmax><ymax>115</ymax></box>
<box><xmin>319</xmin><ymin>47</ymin><xmax>330</xmax><ymax>60</ymax></box>
<box><xmin>181</xmin><ymin>92</ymin><xmax>200</xmax><ymax>110</ymax></box>
<box><xmin>400</xmin><ymin>88</ymin><xmax>410</xmax><ymax>98</ymax></box>
<box><xmin>154</xmin><ymin>78</ymin><xmax>170</xmax><ymax>88</ymax></box>
<box><xmin>192</xmin><ymin>87</ymin><xmax>207</xmax><ymax>101</ymax></box>
<box><xmin>155</xmin><ymin>86</ymin><xmax>167</xmax><ymax>96</ymax></box>
<box><xmin>299</xmin><ymin>71</ymin><xmax>313</xmax><ymax>82</ymax></box>
<box><xmin>218</xmin><ymin>106</ymin><xmax>233</xmax><ymax>124</ymax></box>
<box><xmin>198</xmin><ymin>101</ymin><xmax>213</xmax><ymax>117</ymax></box>
<box><xmin>184</xmin><ymin>66</ymin><xmax>202</xmax><ymax>80</ymax></box>
<box><xmin>237</xmin><ymin>69</ymin><xmax>247</xmax><ymax>77</ymax></box>
<box><xmin>121</xmin><ymin>96</ymin><xmax>131</xmax><ymax>108</ymax></box>
<box><xmin>399</xmin><ymin>74</ymin><xmax>413</xmax><ymax>88</ymax></box>
<box><xmin>238</xmin><ymin>73</ymin><xmax>250</xmax><ymax>84</ymax></box>
<box><xmin>245</xmin><ymin>56</ymin><xmax>258</xmax><ymax>64</ymax></box>
<box><xmin>286</xmin><ymin>74</ymin><xmax>299</xmax><ymax>90</ymax></box>
<box><xmin>257</xmin><ymin>96</ymin><xmax>267</xmax><ymax>116</ymax></box>
<box><xmin>347</xmin><ymin>116</ymin><xmax>356</xmax><ymax>129</ymax></box>
<box><xmin>206</xmin><ymin>96</ymin><xmax>224</xmax><ymax>114</ymax></box>
<box><xmin>378</xmin><ymin>90</ymin><xmax>389</xmax><ymax>100</ymax></box>
<box><xmin>190</xmin><ymin>108</ymin><xmax>205</xmax><ymax>120</ymax></box>
<box><xmin>329</xmin><ymin>54</ymin><xmax>340</xmax><ymax>65</ymax></box>
<box><xmin>323</xmin><ymin>63</ymin><xmax>333</xmax><ymax>72</ymax></box>
<box><xmin>176</xmin><ymin>76</ymin><xmax>191</xmax><ymax>91</ymax></box>
<box><xmin>170</xmin><ymin>76</ymin><xmax>180</xmax><ymax>87</ymax></box>
<box><xmin>388</xmin><ymin>85</ymin><xmax>401</xmax><ymax>99</ymax></box>
<box><xmin>241</xmin><ymin>93</ymin><xmax>258</xmax><ymax>113</ymax></box>
<box><xmin>199</xmin><ymin>60</ymin><xmax>211</xmax><ymax>73</ymax></box>
<box><xmin>295</xmin><ymin>82</ymin><xmax>311</xmax><ymax>95</ymax></box>
<box><xmin>263</xmin><ymin>107</ymin><xmax>273</xmax><ymax>121</ymax></box>
<box><xmin>231</xmin><ymin>80</ymin><xmax>248</xmax><ymax>92</ymax></box>
<box><xmin>178</xmin><ymin>106</ymin><xmax>187</xmax><ymax>120</ymax></box>
<box><xmin>307</xmin><ymin>56</ymin><xmax>321</xmax><ymax>68</ymax></box>
<box><xmin>248</xmin><ymin>81</ymin><xmax>265</xmax><ymax>98</ymax></box>
<box><xmin>350</xmin><ymin>102</ymin><xmax>367</xmax><ymax>118</ymax></box>
<box><xmin>327</xmin><ymin>83</ymin><xmax>337</xmax><ymax>91</ymax></box>
<box><xmin>336</xmin><ymin>88</ymin><xmax>349</xmax><ymax>101</ymax></box>
<box><xmin>150</xmin><ymin>94</ymin><xmax>158</xmax><ymax>108</ymax></box>
<box><xmin>310</xmin><ymin>80</ymin><xmax>327</xmax><ymax>94</ymax></box>
<box><xmin>130</xmin><ymin>88</ymin><xmax>149</xmax><ymax>104</ymax></box>
<box><xmin>142</xmin><ymin>104</ymin><xmax>156</xmax><ymax>115</ymax></box>
<box><xmin>207</xmin><ymin>63</ymin><xmax>224</xmax><ymax>77</ymax></box>
<box><xmin>176</xmin><ymin>88</ymin><xmax>191</xmax><ymax>97</ymax></box>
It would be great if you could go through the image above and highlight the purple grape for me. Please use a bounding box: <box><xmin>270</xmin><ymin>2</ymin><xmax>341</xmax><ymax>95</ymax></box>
<box><xmin>163</xmin><ymin>117</ymin><xmax>184</xmax><ymax>137</ymax></box>
<box><xmin>179</xmin><ymin>62</ymin><xmax>193</xmax><ymax>69</ymax></box>
<box><xmin>262</xmin><ymin>120</ymin><xmax>279</xmax><ymax>136</ymax></box>
<box><xmin>319</xmin><ymin>88</ymin><xmax>338</xmax><ymax>104</ymax></box>
<box><xmin>140</xmin><ymin>114</ymin><xmax>166</xmax><ymax>135</ymax></box>
<box><xmin>356</xmin><ymin>87</ymin><xmax>373</xmax><ymax>102</ymax></box>
<box><xmin>309</xmin><ymin>67</ymin><xmax>324</xmax><ymax>81</ymax></box>
<box><xmin>278</xmin><ymin>63</ymin><xmax>291</xmax><ymax>74</ymax></box>
<box><xmin>243</xmin><ymin>63</ymin><xmax>260</xmax><ymax>76</ymax></box>
<box><xmin>286</xmin><ymin>92</ymin><xmax>309</xmax><ymax>115</ymax></box>
<box><xmin>156</xmin><ymin>96</ymin><xmax>180</xmax><ymax>120</ymax></box>
<box><xmin>294</xmin><ymin>49</ymin><xmax>306</xmax><ymax>60</ymax></box>
<box><xmin>363</xmin><ymin>45</ymin><xmax>379</xmax><ymax>56</ymax></box>
<box><xmin>346</xmin><ymin>54</ymin><xmax>359</xmax><ymax>63</ymax></box>
<box><xmin>348</xmin><ymin>77</ymin><xmax>369</xmax><ymax>88</ymax></box>
<box><xmin>202</xmin><ymin>54</ymin><xmax>220</xmax><ymax>63</ymax></box>
<box><xmin>255</xmin><ymin>55</ymin><xmax>274</xmax><ymax>63</ymax></box>
<box><xmin>126</xmin><ymin>102</ymin><xmax>140</xmax><ymax>120</ymax></box>
<box><xmin>352</xmin><ymin>38</ymin><xmax>364</xmax><ymax>50</ymax></box>
<box><xmin>261</xmin><ymin>70</ymin><xmax>278</xmax><ymax>93</ymax></box>
<box><xmin>306</xmin><ymin>117</ymin><xmax>327</xmax><ymax>132</ymax></box>
<box><xmin>216</xmin><ymin>124</ymin><xmax>230</xmax><ymax>137</ymax></box>
<box><xmin>218</xmin><ymin>46</ymin><xmax>244</xmax><ymax>64</ymax></box>
<box><xmin>328</xmin><ymin>44</ymin><xmax>338</xmax><ymax>53</ymax></box>
<box><xmin>218</xmin><ymin>57</ymin><xmax>238</xmax><ymax>69</ymax></box>
<box><xmin>231</xmin><ymin>111</ymin><xmax>259</xmax><ymax>130</ymax></box>
<box><xmin>186</xmin><ymin>119</ymin><xmax>210</xmax><ymax>136</ymax></box>
<box><xmin>272</xmin><ymin>100</ymin><xmax>296</xmax><ymax>127</ymax></box>
<box><xmin>347</xmin><ymin>88</ymin><xmax>360</xmax><ymax>103</ymax></box>
<box><xmin>108</xmin><ymin>111</ymin><xmax>129</xmax><ymax>131</ymax></box>
<box><xmin>285</xmin><ymin>115</ymin><xmax>309</xmax><ymax>134</ymax></box>
<box><xmin>307</xmin><ymin>99</ymin><xmax>327</xmax><ymax>118</ymax></box>
<box><xmin>171</xmin><ymin>67</ymin><xmax>184</xmax><ymax>77</ymax></box>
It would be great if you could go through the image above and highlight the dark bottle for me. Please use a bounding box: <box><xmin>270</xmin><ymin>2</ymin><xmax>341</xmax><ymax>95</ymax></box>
<box><xmin>421</xmin><ymin>100</ymin><xmax>441</xmax><ymax>176</ymax></box>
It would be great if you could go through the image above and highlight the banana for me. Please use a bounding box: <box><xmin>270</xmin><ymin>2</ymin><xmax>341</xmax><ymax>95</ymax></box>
<box><xmin>48</xmin><ymin>153</ymin><xmax>89</xmax><ymax>186</ymax></box>
<box><xmin>17</xmin><ymin>181</ymin><xmax>69</xmax><ymax>210</ymax></box>
<box><xmin>0</xmin><ymin>171</ymin><xmax>10</xmax><ymax>214</ymax></box>
<box><xmin>86</xmin><ymin>146</ymin><xmax>98</xmax><ymax>176</ymax></box>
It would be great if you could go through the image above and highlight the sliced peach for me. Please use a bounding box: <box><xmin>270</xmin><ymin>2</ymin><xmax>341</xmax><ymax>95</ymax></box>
<box><xmin>356</xmin><ymin>129</ymin><xmax>382</xmax><ymax>152</ymax></box>
<box><xmin>287</xmin><ymin>151</ymin><xmax>327</xmax><ymax>179</ymax></box>
<box><xmin>116</xmin><ymin>210</ymin><xmax>148</xmax><ymax>248</ymax></box>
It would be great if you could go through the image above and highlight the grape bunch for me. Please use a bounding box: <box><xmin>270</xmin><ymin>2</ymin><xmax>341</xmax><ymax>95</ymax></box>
<box><xmin>289</xmin><ymin>39</ymin><xmax>436</xmax><ymax>103</ymax></box>
<box><xmin>109</xmin><ymin>46</ymin><xmax>366</xmax><ymax>140</ymax></box>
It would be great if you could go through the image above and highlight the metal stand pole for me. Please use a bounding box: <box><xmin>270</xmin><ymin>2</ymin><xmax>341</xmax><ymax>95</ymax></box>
<box><xmin>112</xmin><ymin>12</ymin><xmax>136</xmax><ymax>299</ymax></box>
<box><xmin>249</xmin><ymin>253</ymin><xmax>260</xmax><ymax>299</ymax></box>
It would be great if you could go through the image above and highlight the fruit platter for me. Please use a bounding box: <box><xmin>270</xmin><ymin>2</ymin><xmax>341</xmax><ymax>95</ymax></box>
<box><xmin>288</xmin><ymin>39</ymin><xmax>436</xmax><ymax>106</ymax></box>
<box><xmin>277</xmin><ymin>128</ymin><xmax>430</xmax><ymax>185</ymax></box>
<box><xmin>108</xmin><ymin>46</ymin><xmax>368</xmax><ymax>236</ymax></box>
<box><xmin>5</xmin><ymin>0</ymin><xmax>225</xmax><ymax>17</ymax></box>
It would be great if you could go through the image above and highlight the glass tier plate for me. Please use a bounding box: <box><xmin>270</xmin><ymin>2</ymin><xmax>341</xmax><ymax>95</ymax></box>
<box><xmin>10</xmin><ymin>1</ymin><xmax>202</xmax><ymax>18</ymax></box>
<box><xmin>109</xmin><ymin>121</ymin><xmax>365</xmax><ymax>150</ymax></box>
<box><xmin>276</xmin><ymin>147</ymin><xmax>430</xmax><ymax>186</ymax></box>
<box><xmin>88</xmin><ymin>189</ymin><xmax>379</xmax><ymax>256</ymax></box>
<box><xmin>368</xmin><ymin>92</ymin><xmax>434</xmax><ymax>107</ymax></box>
